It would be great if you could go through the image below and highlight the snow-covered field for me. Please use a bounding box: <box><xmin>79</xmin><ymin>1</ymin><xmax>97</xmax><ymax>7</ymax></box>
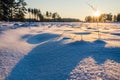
<box><xmin>0</xmin><ymin>22</ymin><xmax>120</xmax><ymax>80</ymax></box>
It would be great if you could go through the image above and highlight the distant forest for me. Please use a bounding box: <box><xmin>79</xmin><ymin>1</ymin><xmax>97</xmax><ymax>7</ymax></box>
<box><xmin>0</xmin><ymin>0</ymin><xmax>80</xmax><ymax>22</ymax></box>
<box><xmin>85</xmin><ymin>13</ymin><xmax>120</xmax><ymax>22</ymax></box>
<box><xmin>0</xmin><ymin>0</ymin><xmax>120</xmax><ymax>22</ymax></box>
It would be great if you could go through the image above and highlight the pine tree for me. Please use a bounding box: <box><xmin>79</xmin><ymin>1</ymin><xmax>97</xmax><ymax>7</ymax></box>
<box><xmin>117</xmin><ymin>13</ymin><xmax>120</xmax><ymax>22</ymax></box>
<box><xmin>28</xmin><ymin>8</ymin><xmax>31</xmax><ymax>21</ymax></box>
<box><xmin>0</xmin><ymin>0</ymin><xmax>27</xmax><ymax>21</ymax></box>
<box><xmin>113</xmin><ymin>15</ymin><xmax>117</xmax><ymax>22</ymax></box>
<box><xmin>9</xmin><ymin>0</ymin><xmax>15</xmax><ymax>21</ymax></box>
<box><xmin>46</xmin><ymin>11</ymin><xmax>49</xmax><ymax>17</ymax></box>
<box><xmin>106</xmin><ymin>13</ymin><xmax>112</xmax><ymax>22</ymax></box>
<box><xmin>14</xmin><ymin>0</ymin><xmax>27</xmax><ymax>21</ymax></box>
<box><xmin>0</xmin><ymin>0</ymin><xmax>10</xmax><ymax>21</ymax></box>
<box><xmin>85</xmin><ymin>16</ymin><xmax>92</xmax><ymax>22</ymax></box>
<box><xmin>0</xmin><ymin>0</ymin><xmax>3</xmax><ymax>20</ymax></box>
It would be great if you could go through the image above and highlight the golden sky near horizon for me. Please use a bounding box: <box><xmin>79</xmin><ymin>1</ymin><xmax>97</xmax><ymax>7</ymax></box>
<box><xmin>25</xmin><ymin>0</ymin><xmax>120</xmax><ymax>20</ymax></box>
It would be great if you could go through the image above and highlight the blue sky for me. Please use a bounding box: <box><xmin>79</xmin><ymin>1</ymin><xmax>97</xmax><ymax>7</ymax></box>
<box><xmin>26</xmin><ymin>0</ymin><xmax>120</xmax><ymax>20</ymax></box>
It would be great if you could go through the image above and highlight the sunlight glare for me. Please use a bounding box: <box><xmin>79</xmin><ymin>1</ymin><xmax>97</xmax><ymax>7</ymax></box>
<box><xmin>94</xmin><ymin>10</ymin><xmax>100</xmax><ymax>17</ymax></box>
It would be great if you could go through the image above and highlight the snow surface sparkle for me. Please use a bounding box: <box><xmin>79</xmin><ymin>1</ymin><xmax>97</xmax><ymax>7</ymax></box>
<box><xmin>0</xmin><ymin>22</ymin><xmax>120</xmax><ymax>80</ymax></box>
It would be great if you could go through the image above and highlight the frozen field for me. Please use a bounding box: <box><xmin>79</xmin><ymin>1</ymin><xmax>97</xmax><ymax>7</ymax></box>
<box><xmin>0</xmin><ymin>22</ymin><xmax>120</xmax><ymax>80</ymax></box>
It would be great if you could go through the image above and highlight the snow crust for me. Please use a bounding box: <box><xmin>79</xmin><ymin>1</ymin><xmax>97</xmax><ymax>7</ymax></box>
<box><xmin>0</xmin><ymin>22</ymin><xmax>120</xmax><ymax>80</ymax></box>
<box><xmin>68</xmin><ymin>57</ymin><xmax>120</xmax><ymax>80</ymax></box>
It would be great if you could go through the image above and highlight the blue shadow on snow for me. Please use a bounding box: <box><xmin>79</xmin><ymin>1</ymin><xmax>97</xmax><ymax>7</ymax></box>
<box><xmin>27</xmin><ymin>33</ymin><xmax>59</xmax><ymax>44</ymax></box>
<box><xmin>6</xmin><ymin>37</ymin><xmax>120</xmax><ymax>80</ymax></box>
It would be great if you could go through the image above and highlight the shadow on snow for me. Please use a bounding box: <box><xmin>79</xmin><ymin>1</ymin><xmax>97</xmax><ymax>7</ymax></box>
<box><xmin>26</xmin><ymin>33</ymin><xmax>59</xmax><ymax>44</ymax></box>
<box><xmin>6</xmin><ymin>34</ymin><xmax>120</xmax><ymax>80</ymax></box>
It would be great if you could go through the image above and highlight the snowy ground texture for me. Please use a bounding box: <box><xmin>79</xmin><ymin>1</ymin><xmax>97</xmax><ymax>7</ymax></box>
<box><xmin>0</xmin><ymin>22</ymin><xmax>120</xmax><ymax>80</ymax></box>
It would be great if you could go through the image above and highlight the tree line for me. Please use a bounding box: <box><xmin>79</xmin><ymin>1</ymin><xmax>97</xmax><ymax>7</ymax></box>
<box><xmin>1</xmin><ymin>0</ymin><xmax>119</xmax><ymax>22</ymax></box>
<box><xmin>27</xmin><ymin>8</ymin><xmax>61</xmax><ymax>22</ymax></box>
<box><xmin>85</xmin><ymin>13</ymin><xmax>120</xmax><ymax>22</ymax></box>
<box><xmin>0</xmin><ymin>0</ymin><xmax>80</xmax><ymax>22</ymax></box>
<box><xmin>27</xmin><ymin>8</ymin><xmax>80</xmax><ymax>22</ymax></box>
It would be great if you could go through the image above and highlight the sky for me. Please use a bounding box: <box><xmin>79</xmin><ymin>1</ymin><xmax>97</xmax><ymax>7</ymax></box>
<box><xmin>25</xmin><ymin>0</ymin><xmax>120</xmax><ymax>20</ymax></box>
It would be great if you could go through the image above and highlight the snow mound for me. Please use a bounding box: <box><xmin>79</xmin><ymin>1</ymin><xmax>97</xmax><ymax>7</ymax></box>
<box><xmin>68</xmin><ymin>57</ymin><xmax>120</xmax><ymax>80</ymax></box>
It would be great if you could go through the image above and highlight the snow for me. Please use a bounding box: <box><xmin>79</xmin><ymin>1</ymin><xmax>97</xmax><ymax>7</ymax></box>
<box><xmin>68</xmin><ymin>57</ymin><xmax>120</xmax><ymax>80</ymax></box>
<box><xmin>0</xmin><ymin>22</ymin><xmax>120</xmax><ymax>80</ymax></box>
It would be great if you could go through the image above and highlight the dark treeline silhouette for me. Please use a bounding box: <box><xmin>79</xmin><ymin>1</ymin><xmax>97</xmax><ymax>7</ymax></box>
<box><xmin>0</xmin><ymin>0</ymin><xmax>27</xmax><ymax>21</ymax></box>
<box><xmin>55</xmin><ymin>18</ymin><xmax>80</xmax><ymax>22</ymax></box>
<box><xmin>27</xmin><ymin>8</ymin><xmax>44</xmax><ymax>22</ymax></box>
<box><xmin>0</xmin><ymin>0</ymin><xmax>80</xmax><ymax>22</ymax></box>
<box><xmin>27</xmin><ymin>9</ymin><xmax>80</xmax><ymax>22</ymax></box>
<box><xmin>85</xmin><ymin>13</ymin><xmax>120</xmax><ymax>22</ymax></box>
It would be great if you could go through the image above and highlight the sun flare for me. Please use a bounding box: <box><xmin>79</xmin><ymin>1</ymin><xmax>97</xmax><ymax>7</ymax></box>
<box><xmin>94</xmin><ymin>10</ymin><xmax>100</xmax><ymax>17</ymax></box>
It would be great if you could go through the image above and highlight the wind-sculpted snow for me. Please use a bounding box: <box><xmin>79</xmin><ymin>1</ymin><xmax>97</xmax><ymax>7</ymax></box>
<box><xmin>68</xmin><ymin>57</ymin><xmax>120</xmax><ymax>80</ymax></box>
<box><xmin>27</xmin><ymin>33</ymin><xmax>58</xmax><ymax>44</ymax></box>
<box><xmin>0</xmin><ymin>22</ymin><xmax>120</xmax><ymax>80</ymax></box>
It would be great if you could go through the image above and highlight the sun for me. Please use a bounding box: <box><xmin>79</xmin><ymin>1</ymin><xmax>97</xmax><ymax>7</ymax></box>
<box><xmin>94</xmin><ymin>10</ymin><xmax>100</xmax><ymax>17</ymax></box>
